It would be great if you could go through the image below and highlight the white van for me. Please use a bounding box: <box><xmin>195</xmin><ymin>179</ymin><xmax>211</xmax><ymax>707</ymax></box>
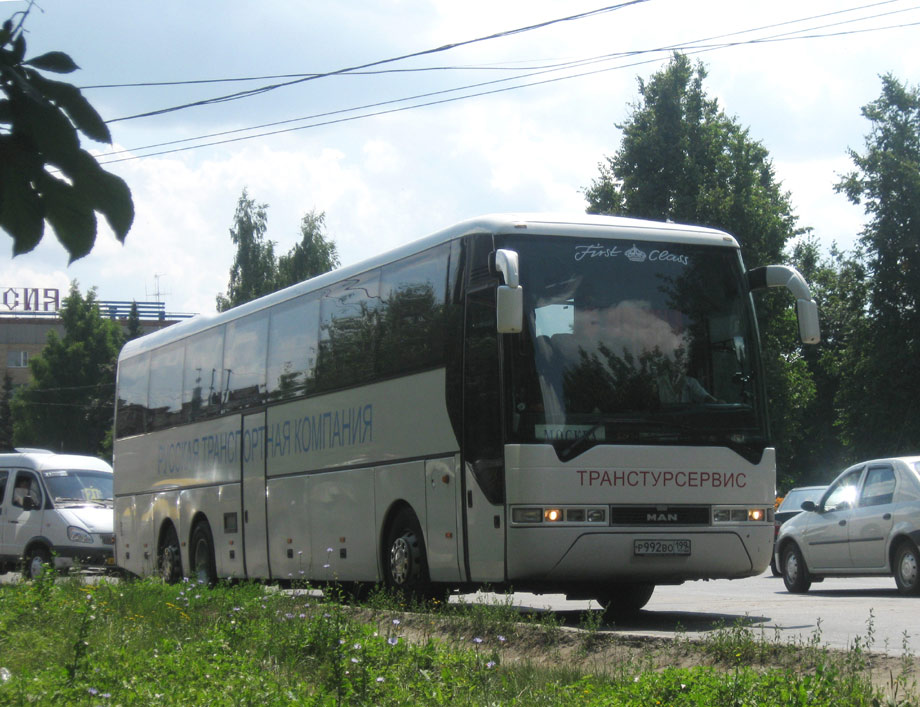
<box><xmin>0</xmin><ymin>450</ymin><xmax>115</xmax><ymax>579</ymax></box>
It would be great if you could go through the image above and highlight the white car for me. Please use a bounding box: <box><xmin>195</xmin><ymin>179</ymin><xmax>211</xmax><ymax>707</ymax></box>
<box><xmin>775</xmin><ymin>456</ymin><xmax>920</xmax><ymax>595</ymax></box>
<box><xmin>0</xmin><ymin>451</ymin><xmax>115</xmax><ymax>579</ymax></box>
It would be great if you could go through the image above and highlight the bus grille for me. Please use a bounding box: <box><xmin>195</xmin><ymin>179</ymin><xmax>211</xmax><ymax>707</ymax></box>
<box><xmin>608</xmin><ymin>505</ymin><xmax>710</xmax><ymax>526</ymax></box>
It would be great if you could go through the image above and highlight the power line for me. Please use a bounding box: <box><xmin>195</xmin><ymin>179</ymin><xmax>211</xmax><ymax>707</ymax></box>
<box><xmin>105</xmin><ymin>1</ymin><xmax>649</xmax><ymax>124</ymax></box>
<box><xmin>96</xmin><ymin>12</ymin><xmax>920</xmax><ymax>165</ymax></box>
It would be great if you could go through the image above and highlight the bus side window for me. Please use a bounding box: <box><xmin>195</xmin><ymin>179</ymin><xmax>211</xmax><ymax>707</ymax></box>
<box><xmin>266</xmin><ymin>295</ymin><xmax>320</xmax><ymax>400</ymax></box>
<box><xmin>183</xmin><ymin>327</ymin><xmax>226</xmax><ymax>422</ymax></box>
<box><xmin>222</xmin><ymin>312</ymin><xmax>269</xmax><ymax>411</ymax></box>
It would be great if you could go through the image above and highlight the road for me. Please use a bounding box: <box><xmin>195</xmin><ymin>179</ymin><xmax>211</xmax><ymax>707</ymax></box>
<box><xmin>471</xmin><ymin>571</ymin><xmax>919</xmax><ymax>656</ymax></box>
<box><xmin>4</xmin><ymin>569</ymin><xmax>916</xmax><ymax>655</ymax></box>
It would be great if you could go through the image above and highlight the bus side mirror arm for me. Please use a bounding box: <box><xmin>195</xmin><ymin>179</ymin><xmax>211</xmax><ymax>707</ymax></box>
<box><xmin>747</xmin><ymin>265</ymin><xmax>821</xmax><ymax>345</ymax></box>
<box><xmin>492</xmin><ymin>248</ymin><xmax>523</xmax><ymax>334</ymax></box>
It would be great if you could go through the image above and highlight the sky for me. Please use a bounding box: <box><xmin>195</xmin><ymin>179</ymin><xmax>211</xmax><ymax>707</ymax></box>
<box><xmin>1</xmin><ymin>0</ymin><xmax>918</xmax><ymax>316</ymax></box>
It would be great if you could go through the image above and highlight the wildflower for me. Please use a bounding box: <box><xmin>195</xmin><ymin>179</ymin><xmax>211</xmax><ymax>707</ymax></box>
<box><xmin>472</xmin><ymin>637</ymin><xmax>483</xmax><ymax>644</ymax></box>
<box><xmin>376</xmin><ymin>677</ymin><xmax>385</xmax><ymax>683</ymax></box>
<box><xmin>486</xmin><ymin>661</ymin><xmax>496</xmax><ymax>669</ymax></box>
<box><xmin>326</xmin><ymin>547</ymin><xmax>334</xmax><ymax>553</ymax></box>
<box><xmin>353</xmin><ymin>643</ymin><xmax>362</xmax><ymax>650</ymax></box>
<box><xmin>323</xmin><ymin>563</ymin><xmax>330</xmax><ymax>569</ymax></box>
<box><xmin>351</xmin><ymin>657</ymin><xmax>359</xmax><ymax>664</ymax></box>
<box><xmin>88</xmin><ymin>688</ymin><xmax>99</xmax><ymax>695</ymax></box>
<box><xmin>297</xmin><ymin>550</ymin><xmax>303</xmax><ymax>556</ymax></box>
<box><xmin>0</xmin><ymin>668</ymin><xmax>10</xmax><ymax>682</ymax></box>
<box><xmin>299</xmin><ymin>613</ymin><xmax>306</xmax><ymax>619</ymax></box>
<box><xmin>498</xmin><ymin>635</ymin><xmax>506</xmax><ymax>643</ymax></box>
<box><xmin>388</xmin><ymin>637</ymin><xmax>399</xmax><ymax>646</ymax></box>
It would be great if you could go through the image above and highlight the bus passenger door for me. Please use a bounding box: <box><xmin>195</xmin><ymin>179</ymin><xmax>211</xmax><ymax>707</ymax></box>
<box><xmin>242</xmin><ymin>412</ymin><xmax>270</xmax><ymax>578</ymax></box>
<box><xmin>462</xmin><ymin>286</ymin><xmax>506</xmax><ymax>582</ymax></box>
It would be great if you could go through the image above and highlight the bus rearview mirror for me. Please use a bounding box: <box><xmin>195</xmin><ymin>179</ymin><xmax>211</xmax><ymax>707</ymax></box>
<box><xmin>497</xmin><ymin>285</ymin><xmax>523</xmax><ymax>334</ymax></box>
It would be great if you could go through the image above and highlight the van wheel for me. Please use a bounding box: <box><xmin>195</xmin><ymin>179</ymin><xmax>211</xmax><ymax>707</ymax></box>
<box><xmin>158</xmin><ymin>526</ymin><xmax>182</xmax><ymax>584</ymax></box>
<box><xmin>781</xmin><ymin>543</ymin><xmax>812</xmax><ymax>593</ymax></box>
<box><xmin>190</xmin><ymin>521</ymin><xmax>217</xmax><ymax>587</ymax></box>
<box><xmin>894</xmin><ymin>541</ymin><xmax>920</xmax><ymax>596</ymax></box>
<box><xmin>24</xmin><ymin>546</ymin><xmax>51</xmax><ymax>580</ymax></box>
<box><xmin>384</xmin><ymin>508</ymin><xmax>431</xmax><ymax>599</ymax></box>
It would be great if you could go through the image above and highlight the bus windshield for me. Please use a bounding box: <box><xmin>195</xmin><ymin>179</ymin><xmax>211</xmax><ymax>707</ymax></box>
<box><xmin>503</xmin><ymin>235</ymin><xmax>767</xmax><ymax>461</ymax></box>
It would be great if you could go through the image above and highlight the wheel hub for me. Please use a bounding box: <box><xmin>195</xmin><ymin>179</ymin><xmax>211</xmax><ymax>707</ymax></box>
<box><xmin>900</xmin><ymin>550</ymin><xmax>918</xmax><ymax>587</ymax></box>
<box><xmin>390</xmin><ymin>537</ymin><xmax>411</xmax><ymax>585</ymax></box>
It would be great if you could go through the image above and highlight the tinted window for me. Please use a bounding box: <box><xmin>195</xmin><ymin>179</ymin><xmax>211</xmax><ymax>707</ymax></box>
<box><xmin>222</xmin><ymin>313</ymin><xmax>269</xmax><ymax>411</ymax></box>
<box><xmin>860</xmin><ymin>466</ymin><xmax>896</xmax><ymax>507</ymax></box>
<box><xmin>116</xmin><ymin>353</ymin><xmax>149</xmax><ymax>438</ymax></box>
<box><xmin>0</xmin><ymin>470</ymin><xmax>7</xmax><ymax>503</ymax></box>
<box><xmin>378</xmin><ymin>245</ymin><xmax>448</xmax><ymax>375</ymax></box>
<box><xmin>266</xmin><ymin>295</ymin><xmax>320</xmax><ymax>400</ymax></box>
<box><xmin>316</xmin><ymin>270</ymin><xmax>381</xmax><ymax>390</ymax></box>
<box><xmin>148</xmin><ymin>343</ymin><xmax>184</xmax><ymax>431</ymax></box>
<box><xmin>183</xmin><ymin>327</ymin><xmax>225</xmax><ymax>422</ymax></box>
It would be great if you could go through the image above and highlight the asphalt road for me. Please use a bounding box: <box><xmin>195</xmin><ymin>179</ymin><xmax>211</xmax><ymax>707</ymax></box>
<box><xmin>4</xmin><ymin>569</ymin><xmax>916</xmax><ymax>655</ymax></box>
<box><xmin>473</xmin><ymin>571</ymin><xmax>920</xmax><ymax>656</ymax></box>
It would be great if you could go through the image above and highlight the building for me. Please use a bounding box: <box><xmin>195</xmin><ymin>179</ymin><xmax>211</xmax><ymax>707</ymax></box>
<box><xmin>1</xmin><ymin>284</ymin><xmax>194</xmax><ymax>389</ymax></box>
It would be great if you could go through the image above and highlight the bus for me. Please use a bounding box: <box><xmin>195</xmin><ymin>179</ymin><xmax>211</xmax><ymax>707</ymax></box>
<box><xmin>113</xmin><ymin>213</ymin><xmax>820</xmax><ymax>615</ymax></box>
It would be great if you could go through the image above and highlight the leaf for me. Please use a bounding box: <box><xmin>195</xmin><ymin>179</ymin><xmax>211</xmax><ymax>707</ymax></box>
<box><xmin>24</xmin><ymin>69</ymin><xmax>111</xmax><ymax>143</ymax></box>
<box><xmin>37</xmin><ymin>172</ymin><xmax>97</xmax><ymax>262</ymax></box>
<box><xmin>66</xmin><ymin>149</ymin><xmax>134</xmax><ymax>242</ymax></box>
<box><xmin>0</xmin><ymin>137</ymin><xmax>45</xmax><ymax>254</ymax></box>
<box><xmin>24</xmin><ymin>51</ymin><xmax>79</xmax><ymax>74</ymax></box>
<box><xmin>18</xmin><ymin>95</ymin><xmax>81</xmax><ymax>157</ymax></box>
<box><xmin>11</xmin><ymin>33</ymin><xmax>25</xmax><ymax>63</ymax></box>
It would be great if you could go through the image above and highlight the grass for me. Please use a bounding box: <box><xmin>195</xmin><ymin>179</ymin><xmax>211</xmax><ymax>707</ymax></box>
<box><xmin>0</xmin><ymin>569</ymin><xmax>914</xmax><ymax>705</ymax></box>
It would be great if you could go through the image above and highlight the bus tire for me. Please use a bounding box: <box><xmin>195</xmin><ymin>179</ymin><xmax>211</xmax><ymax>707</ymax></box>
<box><xmin>893</xmin><ymin>540</ymin><xmax>920</xmax><ymax>596</ymax></box>
<box><xmin>384</xmin><ymin>508</ymin><xmax>431</xmax><ymax>598</ymax></box>
<box><xmin>599</xmin><ymin>583</ymin><xmax>654</xmax><ymax>621</ymax></box>
<box><xmin>24</xmin><ymin>545</ymin><xmax>51</xmax><ymax>581</ymax></box>
<box><xmin>190</xmin><ymin>520</ymin><xmax>218</xmax><ymax>587</ymax></box>
<box><xmin>781</xmin><ymin>542</ymin><xmax>811</xmax><ymax>593</ymax></box>
<box><xmin>158</xmin><ymin>525</ymin><xmax>182</xmax><ymax>584</ymax></box>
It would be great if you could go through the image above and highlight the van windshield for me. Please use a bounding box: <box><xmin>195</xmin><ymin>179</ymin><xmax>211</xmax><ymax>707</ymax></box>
<box><xmin>42</xmin><ymin>470</ymin><xmax>113</xmax><ymax>504</ymax></box>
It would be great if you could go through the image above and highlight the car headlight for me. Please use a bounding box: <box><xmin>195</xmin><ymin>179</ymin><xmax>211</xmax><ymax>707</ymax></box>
<box><xmin>67</xmin><ymin>526</ymin><xmax>94</xmax><ymax>544</ymax></box>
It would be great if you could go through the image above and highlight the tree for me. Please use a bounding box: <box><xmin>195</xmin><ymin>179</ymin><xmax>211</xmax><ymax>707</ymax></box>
<box><xmin>584</xmin><ymin>53</ymin><xmax>814</xmax><ymax>481</ymax></box>
<box><xmin>276</xmin><ymin>209</ymin><xmax>340</xmax><ymax>289</ymax></box>
<box><xmin>0</xmin><ymin>372</ymin><xmax>13</xmax><ymax>451</ymax></box>
<box><xmin>0</xmin><ymin>6</ymin><xmax>133</xmax><ymax>261</ymax></box>
<box><xmin>11</xmin><ymin>282</ymin><xmax>124</xmax><ymax>455</ymax></box>
<box><xmin>834</xmin><ymin>74</ymin><xmax>920</xmax><ymax>457</ymax></box>
<box><xmin>125</xmin><ymin>301</ymin><xmax>143</xmax><ymax>341</ymax></box>
<box><xmin>216</xmin><ymin>189</ymin><xmax>276</xmax><ymax>312</ymax></box>
<box><xmin>217</xmin><ymin>193</ymin><xmax>340</xmax><ymax>310</ymax></box>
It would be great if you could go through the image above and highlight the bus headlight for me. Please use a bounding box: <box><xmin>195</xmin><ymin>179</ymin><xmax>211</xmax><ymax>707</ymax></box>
<box><xmin>512</xmin><ymin>508</ymin><xmax>543</xmax><ymax>524</ymax></box>
<box><xmin>511</xmin><ymin>506</ymin><xmax>608</xmax><ymax>525</ymax></box>
<box><xmin>67</xmin><ymin>526</ymin><xmax>94</xmax><ymax>543</ymax></box>
<box><xmin>712</xmin><ymin>507</ymin><xmax>772</xmax><ymax>523</ymax></box>
<box><xmin>544</xmin><ymin>509</ymin><xmax>562</xmax><ymax>522</ymax></box>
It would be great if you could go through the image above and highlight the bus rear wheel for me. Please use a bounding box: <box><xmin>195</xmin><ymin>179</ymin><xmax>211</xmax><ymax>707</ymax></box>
<box><xmin>158</xmin><ymin>525</ymin><xmax>182</xmax><ymax>584</ymax></box>
<box><xmin>599</xmin><ymin>583</ymin><xmax>655</xmax><ymax>622</ymax></box>
<box><xmin>190</xmin><ymin>521</ymin><xmax>218</xmax><ymax>587</ymax></box>
<box><xmin>385</xmin><ymin>508</ymin><xmax>431</xmax><ymax>599</ymax></box>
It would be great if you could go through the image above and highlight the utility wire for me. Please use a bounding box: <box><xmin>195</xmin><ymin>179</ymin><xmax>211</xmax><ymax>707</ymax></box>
<box><xmin>96</xmin><ymin>12</ymin><xmax>920</xmax><ymax>165</ymax></box>
<box><xmin>105</xmin><ymin>1</ymin><xmax>649</xmax><ymax>123</ymax></box>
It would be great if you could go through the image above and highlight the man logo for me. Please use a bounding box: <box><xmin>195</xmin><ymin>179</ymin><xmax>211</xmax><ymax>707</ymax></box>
<box><xmin>647</xmin><ymin>512</ymin><xmax>679</xmax><ymax>522</ymax></box>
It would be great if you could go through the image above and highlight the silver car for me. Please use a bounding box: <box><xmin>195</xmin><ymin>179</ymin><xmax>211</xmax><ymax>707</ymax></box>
<box><xmin>775</xmin><ymin>456</ymin><xmax>920</xmax><ymax>595</ymax></box>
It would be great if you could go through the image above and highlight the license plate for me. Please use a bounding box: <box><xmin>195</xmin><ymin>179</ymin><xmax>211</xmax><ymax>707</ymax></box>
<box><xmin>634</xmin><ymin>539</ymin><xmax>691</xmax><ymax>556</ymax></box>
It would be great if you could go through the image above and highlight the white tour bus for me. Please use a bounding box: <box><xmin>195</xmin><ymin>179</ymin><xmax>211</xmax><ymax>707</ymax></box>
<box><xmin>113</xmin><ymin>213</ymin><xmax>819</xmax><ymax>614</ymax></box>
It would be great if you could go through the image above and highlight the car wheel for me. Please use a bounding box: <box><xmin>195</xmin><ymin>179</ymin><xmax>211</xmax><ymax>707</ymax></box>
<box><xmin>384</xmin><ymin>507</ymin><xmax>431</xmax><ymax>599</ymax></box>
<box><xmin>599</xmin><ymin>583</ymin><xmax>655</xmax><ymax>622</ymax></box>
<box><xmin>24</xmin><ymin>546</ymin><xmax>51</xmax><ymax>580</ymax></box>
<box><xmin>781</xmin><ymin>543</ymin><xmax>812</xmax><ymax>593</ymax></box>
<box><xmin>190</xmin><ymin>521</ymin><xmax>217</xmax><ymax>587</ymax></box>
<box><xmin>158</xmin><ymin>525</ymin><xmax>182</xmax><ymax>584</ymax></box>
<box><xmin>893</xmin><ymin>541</ymin><xmax>920</xmax><ymax>596</ymax></box>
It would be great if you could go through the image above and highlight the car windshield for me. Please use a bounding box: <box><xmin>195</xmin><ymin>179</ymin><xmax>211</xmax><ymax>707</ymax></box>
<box><xmin>778</xmin><ymin>487</ymin><xmax>826</xmax><ymax>512</ymax></box>
<box><xmin>42</xmin><ymin>470</ymin><xmax>113</xmax><ymax>504</ymax></box>
<box><xmin>502</xmin><ymin>234</ymin><xmax>768</xmax><ymax>460</ymax></box>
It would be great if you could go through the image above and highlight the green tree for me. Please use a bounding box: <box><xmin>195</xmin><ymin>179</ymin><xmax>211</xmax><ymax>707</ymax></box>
<box><xmin>276</xmin><ymin>209</ymin><xmax>340</xmax><ymax>289</ymax></box>
<box><xmin>126</xmin><ymin>301</ymin><xmax>143</xmax><ymax>340</ymax></box>
<box><xmin>0</xmin><ymin>372</ymin><xmax>13</xmax><ymax>451</ymax></box>
<box><xmin>11</xmin><ymin>282</ymin><xmax>123</xmax><ymax>456</ymax></box>
<box><xmin>216</xmin><ymin>189</ymin><xmax>276</xmax><ymax>311</ymax></box>
<box><xmin>0</xmin><ymin>6</ymin><xmax>133</xmax><ymax>261</ymax></box>
<box><xmin>835</xmin><ymin>74</ymin><xmax>920</xmax><ymax>457</ymax></box>
<box><xmin>584</xmin><ymin>53</ymin><xmax>814</xmax><ymax>480</ymax></box>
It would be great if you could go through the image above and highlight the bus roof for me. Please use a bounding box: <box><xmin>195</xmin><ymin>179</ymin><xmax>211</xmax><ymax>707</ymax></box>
<box><xmin>118</xmin><ymin>213</ymin><xmax>738</xmax><ymax>361</ymax></box>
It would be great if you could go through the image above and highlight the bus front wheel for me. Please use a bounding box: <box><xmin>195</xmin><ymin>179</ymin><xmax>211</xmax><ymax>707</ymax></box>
<box><xmin>599</xmin><ymin>583</ymin><xmax>655</xmax><ymax>621</ymax></box>
<box><xmin>158</xmin><ymin>525</ymin><xmax>182</xmax><ymax>584</ymax></box>
<box><xmin>384</xmin><ymin>508</ymin><xmax>431</xmax><ymax>598</ymax></box>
